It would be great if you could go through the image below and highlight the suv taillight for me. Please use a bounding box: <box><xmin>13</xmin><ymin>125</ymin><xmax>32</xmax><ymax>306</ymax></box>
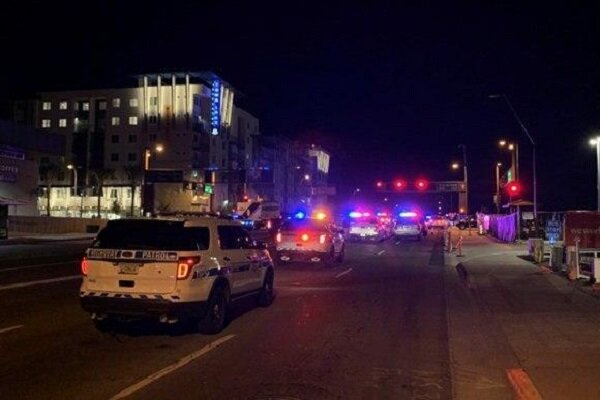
<box><xmin>276</xmin><ymin>232</ymin><xmax>282</xmax><ymax>243</ymax></box>
<box><xmin>81</xmin><ymin>256</ymin><xmax>89</xmax><ymax>276</ymax></box>
<box><xmin>177</xmin><ymin>256</ymin><xmax>201</xmax><ymax>280</ymax></box>
<box><xmin>319</xmin><ymin>234</ymin><xmax>327</xmax><ymax>244</ymax></box>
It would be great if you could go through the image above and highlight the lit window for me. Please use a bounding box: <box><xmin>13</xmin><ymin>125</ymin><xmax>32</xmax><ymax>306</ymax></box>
<box><xmin>111</xmin><ymin>153</ymin><xmax>119</xmax><ymax>162</ymax></box>
<box><xmin>128</xmin><ymin>153</ymin><xmax>137</xmax><ymax>162</ymax></box>
<box><xmin>42</xmin><ymin>119</ymin><xmax>51</xmax><ymax>128</ymax></box>
<box><xmin>59</xmin><ymin>101</ymin><xmax>68</xmax><ymax>110</ymax></box>
<box><xmin>99</xmin><ymin>101</ymin><xmax>107</xmax><ymax>110</ymax></box>
<box><xmin>42</xmin><ymin>102</ymin><xmax>51</xmax><ymax>110</ymax></box>
<box><xmin>110</xmin><ymin>189</ymin><xmax>118</xmax><ymax>199</ymax></box>
<box><xmin>59</xmin><ymin>119</ymin><xmax>67</xmax><ymax>128</ymax></box>
<box><xmin>129</xmin><ymin>98</ymin><xmax>138</xmax><ymax>107</ymax></box>
<box><xmin>82</xmin><ymin>102</ymin><xmax>90</xmax><ymax>111</ymax></box>
<box><xmin>128</xmin><ymin>116</ymin><xmax>138</xmax><ymax>125</ymax></box>
<box><xmin>112</xmin><ymin>98</ymin><xmax>120</xmax><ymax>108</ymax></box>
<box><xmin>126</xmin><ymin>188</ymin><xmax>132</xmax><ymax>198</ymax></box>
<box><xmin>150</xmin><ymin>97</ymin><xmax>158</xmax><ymax>106</ymax></box>
<box><xmin>111</xmin><ymin>117</ymin><xmax>120</xmax><ymax>126</ymax></box>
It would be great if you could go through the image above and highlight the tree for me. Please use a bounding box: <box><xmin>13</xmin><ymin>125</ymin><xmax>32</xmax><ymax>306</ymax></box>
<box><xmin>39</xmin><ymin>162</ymin><xmax>61</xmax><ymax>217</ymax></box>
<box><xmin>89</xmin><ymin>168</ymin><xmax>115</xmax><ymax>218</ymax></box>
<box><xmin>122</xmin><ymin>165</ymin><xmax>142</xmax><ymax>217</ymax></box>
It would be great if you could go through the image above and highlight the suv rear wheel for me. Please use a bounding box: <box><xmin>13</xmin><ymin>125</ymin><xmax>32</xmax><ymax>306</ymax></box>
<box><xmin>198</xmin><ymin>284</ymin><xmax>229</xmax><ymax>334</ymax></box>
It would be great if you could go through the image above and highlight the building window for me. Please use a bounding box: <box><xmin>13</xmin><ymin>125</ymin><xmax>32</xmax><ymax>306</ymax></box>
<box><xmin>82</xmin><ymin>102</ymin><xmax>90</xmax><ymax>111</ymax></box>
<box><xmin>42</xmin><ymin>119</ymin><xmax>51</xmax><ymax>128</ymax></box>
<box><xmin>149</xmin><ymin>115</ymin><xmax>157</xmax><ymax>124</ymax></box>
<box><xmin>111</xmin><ymin>153</ymin><xmax>119</xmax><ymax>162</ymax></box>
<box><xmin>99</xmin><ymin>101</ymin><xmax>107</xmax><ymax>110</ymax></box>
<box><xmin>128</xmin><ymin>116</ymin><xmax>138</xmax><ymax>125</ymax></box>
<box><xmin>129</xmin><ymin>98</ymin><xmax>138</xmax><ymax>107</ymax></box>
<box><xmin>56</xmin><ymin>188</ymin><xmax>66</xmax><ymax>199</ymax></box>
<box><xmin>111</xmin><ymin>135</ymin><xmax>119</xmax><ymax>144</ymax></box>
<box><xmin>59</xmin><ymin>119</ymin><xmax>67</xmax><ymax>128</ymax></box>
<box><xmin>111</xmin><ymin>117</ymin><xmax>120</xmax><ymax>126</ymax></box>
<box><xmin>112</xmin><ymin>98</ymin><xmax>120</xmax><ymax>108</ymax></box>
<box><xmin>127</xmin><ymin>188</ymin><xmax>132</xmax><ymax>198</ymax></box>
<box><xmin>150</xmin><ymin>97</ymin><xmax>158</xmax><ymax>106</ymax></box>
<box><xmin>128</xmin><ymin>153</ymin><xmax>137</xmax><ymax>162</ymax></box>
<box><xmin>110</xmin><ymin>189</ymin><xmax>118</xmax><ymax>199</ymax></box>
<box><xmin>128</xmin><ymin>134</ymin><xmax>137</xmax><ymax>143</ymax></box>
<box><xmin>59</xmin><ymin>101</ymin><xmax>68</xmax><ymax>110</ymax></box>
<box><xmin>42</xmin><ymin>101</ymin><xmax>51</xmax><ymax>110</ymax></box>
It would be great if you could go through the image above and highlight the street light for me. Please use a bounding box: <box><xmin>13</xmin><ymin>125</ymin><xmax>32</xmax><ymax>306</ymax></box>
<box><xmin>451</xmin><ymin>162</ymin><xmax>460</xmax><ymax>170</ymax></box>
<box><xmin>67</xmin><ymin>164</ymin><xmax>83</xmax><ymax>218</ymax></box>
<box><xmin>489</xmin><ymin>94</ymin><xmax>537</xmax><ymax>218</ymax></box>
<box><xmin>498</xmin><ymin>139</ymin><xmax>519</xmax><ymax>181</ymax></box>
<box><xmin>141</xmin><ymin>143</ymin><xmax>164</xmax><ymax>216</ymax></box>
<box><xmin>590</xmin><ymin>137</ymin><xmax>600</xmax><ymax>211</ymax></box>
<box><xmin>458</xmin><ymin>144</ymin><xmax>468</xmax><ymax>214</ymax></box>
<box><xmin>352</xmin><ymin>188</ymin><xmax>361</xmax><ymax>197</ymax></box>
<box><xmin>495</xmin><ymin>162</ymin><xmax>502</xmax><ymax>213</ymax></box>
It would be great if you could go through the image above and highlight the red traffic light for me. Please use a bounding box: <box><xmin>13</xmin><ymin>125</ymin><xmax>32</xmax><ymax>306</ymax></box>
<box><xmin>415</xmin><ymin>179</ymin><xmax>429</xmax><ymax>190</ymax></box>
<box><xmin>393</xmin><ymin>179</ymin><xmax>407</xmax><ymax>190</ymax></box>
<box><xmin>507</xmin><ymin>182</ymin><xmax>521</xmax><ymax>195</ymax></box>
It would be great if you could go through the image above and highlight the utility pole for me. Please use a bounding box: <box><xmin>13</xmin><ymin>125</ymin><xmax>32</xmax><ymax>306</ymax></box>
<box><xmin>458</xmin><ymin>144</ymin><xmax>468</xmax><ymax>214</ymax></box>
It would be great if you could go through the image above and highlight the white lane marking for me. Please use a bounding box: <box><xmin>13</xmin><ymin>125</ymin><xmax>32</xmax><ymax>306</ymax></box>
<box><xmin>1</xmin><ymin>260</ymin><xmax>78</xmax><ymax>273</ymax></box>
<box><xmin>0</xmin><ymin>275</ymin><xmax>81</xmax><ymax>291</ymax></box>
<box><xmin>335</xmin><ymin>267</ymin><xmax>353</xmax><ymax>279</ymax></box>
<box><xmin>110</xmin><ymin>334</ymin><xmax>235</xmax><ymax>400</ymax></box>
<box><xmin>395</xmin><ymin>241</ymin><xmax>401</xmax><ymax>245</ymax></box>
<box><xmin>376</xmin><ymin>250</ymin><xmax>386</xmax><ymax>256</ymax></box>
<box><xmin>0</xmin><ymin>325</ymin><xmax>24</xmax><ymax>334</ymax></box>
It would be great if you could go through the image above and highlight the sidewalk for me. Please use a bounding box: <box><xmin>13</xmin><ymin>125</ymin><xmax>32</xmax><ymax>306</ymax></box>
<box><xmin>0</xmin><ymin>232</ymin><xmax>97</xmax><ymax>246</ymax></box>
<box><xmin>445</xmin><ymin>230</ymin><xmax>600</xmax><ymax>400</ymax></box>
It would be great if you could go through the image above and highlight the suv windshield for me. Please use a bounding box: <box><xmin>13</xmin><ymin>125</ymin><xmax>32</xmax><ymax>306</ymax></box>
<box><xmin>92</xmin><ymin>220</ymin><xmax>210</xmax><ymax>251</ymax></box>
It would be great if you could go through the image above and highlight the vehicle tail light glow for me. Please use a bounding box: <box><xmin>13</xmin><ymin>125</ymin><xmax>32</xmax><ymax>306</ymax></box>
<box><xmin>177</xmin><ymin>256</ymin><xmax>200</xmax><ymax>280</ymax></box>
<box><xmin>319</xmin><ymin>234</ymin><xmax>327</xmax><ymax>244</ymax></box>
<box><xmin>276</xmin><ymin>232</ymin><xmax>282</xmax><ymax>243</ymax></box>
<box><xmin>267</xmin><ymin>219</ymin><xmax>272</xmax><ymax>229</ymax></box>
<box><xmin>314</xmin><ymin>212</ymin><xmax>327</xmax><ymax>220</ymax></box>
<box><xmin>81</xmin><ymin>256</ymin><xmax>89</xmax><ymax>276</ymax></box>
<box><xmin>301</xmin><ymin>233</ymin><xmax>310</xmax><ymax>242</ymax></box>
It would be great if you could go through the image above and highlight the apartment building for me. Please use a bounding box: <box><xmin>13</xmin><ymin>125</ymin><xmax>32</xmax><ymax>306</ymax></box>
<box><xmin>19</xmin><ymin>72</ymin><xmax>260</xmax><ymax>216</ymax></box>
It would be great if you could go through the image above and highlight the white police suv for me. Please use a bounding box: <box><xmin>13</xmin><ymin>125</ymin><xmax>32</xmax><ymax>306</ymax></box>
<box><xmin>80</xmin><ymin>217</ymin><xmax>274</xmax><ymax>333</ymax></box>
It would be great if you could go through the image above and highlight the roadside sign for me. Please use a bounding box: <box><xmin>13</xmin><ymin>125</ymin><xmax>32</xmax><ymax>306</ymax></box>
<box><xmin>204</xmin><ymin>184</ymin><xmax>214</xmax><ymax>194</ymax></box>
<box><xmin>564</xmin><ymin>211</ymin><xmax>600</xmax><ymax>248</ymax></box>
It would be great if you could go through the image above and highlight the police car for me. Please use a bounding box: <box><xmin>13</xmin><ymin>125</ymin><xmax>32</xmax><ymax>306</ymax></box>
<box><xmin>345</xmin><ymin>212</ymin><xmax>387</xmax><ymax>242</ymax></box>
<box><xmin>275</xmin><ymin>214</ymin><xmax>345</xmax><ymax>264</ymax></box>
<box><xmin>79</xmin><ymin>217</ymin><xmax>274</xmax><ymax>334</ymax></box>
<box><xmin>394</xmin><ymin>211</ymin><xmax>425</xmax><ymax>241</ymax></box>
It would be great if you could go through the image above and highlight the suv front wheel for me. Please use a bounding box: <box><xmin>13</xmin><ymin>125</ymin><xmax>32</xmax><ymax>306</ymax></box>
<box><xmin>257</xmin><ymin>269</ymin><xmax>274</xmax><ymax>307</ymax></box>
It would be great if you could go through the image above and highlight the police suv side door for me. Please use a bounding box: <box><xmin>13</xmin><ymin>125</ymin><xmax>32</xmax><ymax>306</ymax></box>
<box><xmin>217</xmin><ymin>225</ymin><xmax>250</xmax><ymax>295</ymax></box>
<box><xmin>232</xmin><ymin>226</ymin><xmax>264</xmax><ymax>291</ymax></box>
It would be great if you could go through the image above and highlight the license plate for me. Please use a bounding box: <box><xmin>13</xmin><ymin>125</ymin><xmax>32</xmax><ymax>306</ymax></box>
<box><xmin>118</xmin><ymin>263</ymin><xmax>140</xmax><ymax>275</ymax></box>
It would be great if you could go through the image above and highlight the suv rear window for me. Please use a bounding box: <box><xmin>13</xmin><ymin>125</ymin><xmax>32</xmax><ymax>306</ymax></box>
<box><xmin>92</xmin><ymin>220</ymin><xmax>210</xmax><ymax>251</ymax></box>
<box><xmin>281</xmin><ymin>219</ymin><xmax>327</xmax><ymax>231</ymax></box>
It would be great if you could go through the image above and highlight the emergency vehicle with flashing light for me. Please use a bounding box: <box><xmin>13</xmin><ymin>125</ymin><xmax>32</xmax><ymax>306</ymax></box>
<box><xmin>394</xmin><ymin>211</ymin><xmax>426</xmax><ymax>241</ymax></box>
<box><xmin>275</xmin><ymin>214</ymin><xmax>345</xmax><ymax>264</ymax></box>
<box><xmin>79</xmin><ymin>217</ymin><xmax>274</xmax><ymax>334</ymax></box>
<box><xmin>346</xmin><ymin>211</ymin><xmax>388</xmax><ymax>242</ymax></box>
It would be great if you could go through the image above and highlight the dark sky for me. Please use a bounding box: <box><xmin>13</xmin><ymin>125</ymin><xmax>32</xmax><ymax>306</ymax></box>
<box><xmin>2</xmin><ymin>1</ymin><xmax>600</xmax><ymax>212</ymax></box>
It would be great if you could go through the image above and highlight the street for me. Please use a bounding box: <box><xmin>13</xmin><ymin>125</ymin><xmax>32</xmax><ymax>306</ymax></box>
<box><xmin>0</xmin><ymin>236</ymin><xmax>452</xmax><ymax>400</ymax></box>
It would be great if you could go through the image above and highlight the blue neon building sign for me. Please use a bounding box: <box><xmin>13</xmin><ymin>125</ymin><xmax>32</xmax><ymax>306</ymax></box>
<box><xmin>211</xmin><ymin>79</ymin><xmax>221</xmax><ymax>135</ymax></box>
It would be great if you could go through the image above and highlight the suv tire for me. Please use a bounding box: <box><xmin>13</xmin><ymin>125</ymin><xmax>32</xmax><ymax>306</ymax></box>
<box><xmin>257</xmin><ymin>269</ymin><xmax>274</xmax><ymax>307</ymax></box>
<box><xmin>198</xmin><ymin>284</ymin><xmax>229</xmax><ymax>334</ymax></box>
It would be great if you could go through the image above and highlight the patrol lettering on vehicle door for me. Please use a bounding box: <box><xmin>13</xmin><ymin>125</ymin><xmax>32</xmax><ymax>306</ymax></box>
<box><xmin>140</xmin><ymin>251</ymin><xmax>178</xmax><ymax>261</ymax></box>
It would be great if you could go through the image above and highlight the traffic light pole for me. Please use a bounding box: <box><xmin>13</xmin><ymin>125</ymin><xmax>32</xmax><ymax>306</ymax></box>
<box><xmin>458</xmin><ymin>144</ymin><xmax>468</xmax><ymax>214</ymax></box>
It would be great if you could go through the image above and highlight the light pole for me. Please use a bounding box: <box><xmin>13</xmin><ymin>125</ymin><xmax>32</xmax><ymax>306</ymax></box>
<box><xmin>490</xmin><ymin>94</ymin><xmax>537</xmax><ymax>218</ymax></box>
<box><xmin>141</xmin><ymin>143</ymin><xmax>164</xmax><ymax>216</ymax></box>
<box><xmin>352</xmin><ymin>188</ymin><xmax>360</xmax><ymax>197</ymax></box>
<box><xmin>67</xmin><ymin>164</ymin><xmax>81</xmax><ymax>218</ymax></box>
<box><xmin>495</xmin><ymin>162</ymin><xmax>502</xmax><ymax>213</ymax></box>
<box><xmin>458</xmin><ymin>144</ymin><xmax>468</xmax><ymax>214</ymax></box>
<box><xmin>590</xmin><ymin>137</ymin><xmax>600</xmax><ymax>211</ymax></box>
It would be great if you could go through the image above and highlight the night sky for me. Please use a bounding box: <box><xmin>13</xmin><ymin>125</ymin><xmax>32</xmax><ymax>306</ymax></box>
<box><xmin>2</xmin><ymin>1</ymin><xmax>599</xmax><ymax>212</ymax></box>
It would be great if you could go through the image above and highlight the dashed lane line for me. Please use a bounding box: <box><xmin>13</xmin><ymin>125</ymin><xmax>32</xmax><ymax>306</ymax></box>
<box><xmin>1</xmin><ymin>260</ymin><xmax>78</xmax><ymax>273</ymax></box>
<box><xmin>0</xmin><ymin>325</ymin><xmax>24</xmax><ymax>334</ymax></box>
<box><xmin>335</xmin><ymin>267</ymin><xmax>353</xmax><ymax>279</ymax></box>
<box><xmin>109</xmin><ymin>334</ymin><xmax>236</xmax><ymax>400</ymax></box>
<box><xmin>0</xmin><ymin>275</ymin><xmax>81</xmax><ymax>291</ymax></box>
<box><xmin>376</xmin><ymin>250</ymin><xmax>385</xmax><ymax>256</ymax></box>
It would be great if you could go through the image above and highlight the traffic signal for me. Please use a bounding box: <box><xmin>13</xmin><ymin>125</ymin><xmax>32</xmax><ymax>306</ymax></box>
<box><xmin>393</xmin><ymin>179</ymin><xmax>407</xmax><ymax>190</ymax></box>
<box><xmin>507</xmin><ymin>182</ymin><xmax>521</xmax><ymax>196</ymax></box>
<box><xmin>415</xmin><ymin>179</ymin><xmax>429</xmax><ymax>191</ymax></box>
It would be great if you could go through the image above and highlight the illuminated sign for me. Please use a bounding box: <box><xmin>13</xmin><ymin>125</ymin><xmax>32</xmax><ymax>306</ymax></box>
<box><xmin>211</xmin><ymin>79</ymin><xmax>221</xmax><ymax>135</ymax></box>
<box><xmin>204</xmin><ymin>183</ymin><xmax>214</xmax><ymax>194</ymax></box>
<box><xmin>309</xmin><ymin>149</ymin><xmax>330</xmax><ymax>174</ymax></box>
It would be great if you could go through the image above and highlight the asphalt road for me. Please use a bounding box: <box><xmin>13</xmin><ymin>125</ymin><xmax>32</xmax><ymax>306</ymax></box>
<box><xmin>0</xmin><ymin>235</ymin><xmax>451</xmax><ymax>400</ymax></box>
